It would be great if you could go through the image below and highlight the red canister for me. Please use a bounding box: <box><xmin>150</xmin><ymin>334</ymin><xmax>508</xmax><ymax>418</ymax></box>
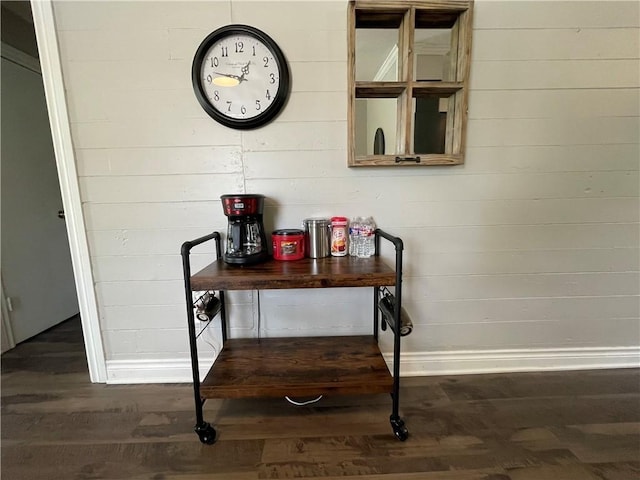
<box><xmin>272</xmin><ymin>229</ymin><xmax>305</xmax><ymax>261</ymax></box>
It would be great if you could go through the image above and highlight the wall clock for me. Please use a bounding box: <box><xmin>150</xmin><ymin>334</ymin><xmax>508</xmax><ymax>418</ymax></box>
<box><xmin>191</xmin><ymin>24</ymin><xmax>290</xmax><ymax>130</ymax></box>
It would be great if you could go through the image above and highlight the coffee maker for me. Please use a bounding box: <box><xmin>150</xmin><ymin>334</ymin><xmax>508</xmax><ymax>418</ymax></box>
<box><xmin>220</xmin><ymin>194</ymin><xmax>269</xmax><ymax>265</ymax></box>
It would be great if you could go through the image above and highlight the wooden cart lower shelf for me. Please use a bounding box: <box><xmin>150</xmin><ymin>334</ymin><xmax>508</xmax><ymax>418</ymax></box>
<box><xmin>201</xmin><ymin>335</ymin><xmax>393</xmax><ymax>399</ymax></box>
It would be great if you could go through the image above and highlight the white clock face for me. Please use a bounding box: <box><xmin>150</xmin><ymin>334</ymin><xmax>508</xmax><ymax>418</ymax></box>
<box><xmin>199</xmin><ymin>33</ymin><xmax>282</xmax><ymax>121</ymax></box>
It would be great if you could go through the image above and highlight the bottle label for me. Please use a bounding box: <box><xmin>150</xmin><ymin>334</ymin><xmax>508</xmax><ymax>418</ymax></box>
<box><xmin>331</xmin><ymin>225</ymin><xmax>348</xmax><ymax>256</ymax></box>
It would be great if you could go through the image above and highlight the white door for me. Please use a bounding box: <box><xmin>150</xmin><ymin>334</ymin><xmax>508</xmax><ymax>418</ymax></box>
<box><xmin>1</xmin><ymin>56</ymin><xmax>79</xmax><ymax>344</ymax></box>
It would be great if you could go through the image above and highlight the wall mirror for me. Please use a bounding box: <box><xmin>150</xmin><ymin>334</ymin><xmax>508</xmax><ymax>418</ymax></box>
<box><xmin>348</xmin><ymin>1</ymin><xmax>474</xmax><ymax>167</ymax></box>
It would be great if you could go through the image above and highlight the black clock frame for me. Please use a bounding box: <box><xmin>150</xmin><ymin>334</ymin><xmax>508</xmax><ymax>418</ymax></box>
<box><xmin>191</xmin><ymin>24</ymin><xmax>291</xmax><ymax>130</ymax></box>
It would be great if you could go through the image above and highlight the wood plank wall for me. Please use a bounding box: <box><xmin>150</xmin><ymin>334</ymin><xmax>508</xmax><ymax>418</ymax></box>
<box><xmin>52</xmin><ymin>0</ymin><xmax>639</xmax><ymax>382</ymax></box>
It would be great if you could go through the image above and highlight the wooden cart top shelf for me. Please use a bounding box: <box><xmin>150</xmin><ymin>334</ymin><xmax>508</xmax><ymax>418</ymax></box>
<box><xmin>191</xmin><ymin>256</ymin><xmax>397</xmax><ymax>291</ymax></box>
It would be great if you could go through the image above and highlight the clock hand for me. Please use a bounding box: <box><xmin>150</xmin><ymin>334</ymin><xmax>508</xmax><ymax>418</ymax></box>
<box><xmin>215</xmin><ymin>62</ymin><xmax>251</xmax><ymax>84</ymax></box>
<box><xmin>212</xmin><ymin>71</ymin><xmax>245</xmax><ymax>81</ymax></box>
<box><xmin>233</xmin><ymin>62</ymin><xmax>252</xmax><ymax>83</ymax></box>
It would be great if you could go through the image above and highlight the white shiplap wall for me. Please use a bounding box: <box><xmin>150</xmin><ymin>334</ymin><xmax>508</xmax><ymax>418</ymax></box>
<box><xmin>52</xmin><ymin>0</ymin><xmax>639</xmax><ymax>383</ymax></box>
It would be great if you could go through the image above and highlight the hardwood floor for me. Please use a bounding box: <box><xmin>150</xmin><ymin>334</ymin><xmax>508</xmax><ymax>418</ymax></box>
<box><xmin>2</xmin><ymin>316</ymin><xmax>639</xmax><ymax>479</ymax></box>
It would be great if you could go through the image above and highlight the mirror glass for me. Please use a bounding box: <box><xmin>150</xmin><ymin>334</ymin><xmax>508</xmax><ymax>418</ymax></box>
<box><xmin>413</xmin><ymin>28</ymin><xmax>453</xmax><ymax>81</ymax></box>
<box><xmin>355</xmin><ymin>29</ymin><xmax>399</xmax><ymax>81</ymax></box>
<box><xmin>355</xmin><ymin>98</ymin><xmax>399</xmax><ymax>156</ymax></box>
<box><xmin>412</xmin><ymin>93</ymin><xmax>454</xmax><ymax>155</ymax></box>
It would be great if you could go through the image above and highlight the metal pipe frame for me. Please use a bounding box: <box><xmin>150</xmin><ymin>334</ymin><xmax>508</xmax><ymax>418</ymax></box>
<box><xmin>374</xmin><ymin>229</ymin><xmax>405</xmax><ymax>425</ymax></box>
<box><xmin>181</xmin><ymin>231</ymin><xmax>221</xmax><ymax>429</ymax></box>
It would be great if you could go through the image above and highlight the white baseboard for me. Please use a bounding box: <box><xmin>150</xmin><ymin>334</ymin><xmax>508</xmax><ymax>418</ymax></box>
<box><xmin>105</xmin><ymin>347</ymin><xmax>640</xmax><ymax>384</ymax></box>
<box><xmin>106</xmin><ymin>357</ymin><xmax>215</xmax><ymax>384</ymax></box>
<box><xmin>385</xmin><ymin>346</ymin><xmax>640</xmax><ymax>377</ymax></box>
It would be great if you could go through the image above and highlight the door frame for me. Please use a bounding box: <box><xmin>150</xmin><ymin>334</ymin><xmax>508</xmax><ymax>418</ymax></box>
<box><xmin>30</xmin><ymin>0</ymin><xmax>107</xmax><ymax>382</ymax></box>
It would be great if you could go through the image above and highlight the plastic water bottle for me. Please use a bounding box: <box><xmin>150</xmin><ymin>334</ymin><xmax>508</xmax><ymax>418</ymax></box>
<box><xmin>349</xmin><ymin>218</ymin><xmax>360</xmax><ymax>257</ymax></box>
<box><xmin>349</xmin><ymin>217</ymin><xmax>376</xmax><ymax>258</ymax></box>
<box><xmin>361</xmin><ymin>217</ymin><xmax>376</xmax><ymax>257</ymax></box>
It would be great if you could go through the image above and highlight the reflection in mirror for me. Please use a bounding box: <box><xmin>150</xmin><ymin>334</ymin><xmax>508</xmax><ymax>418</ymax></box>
<box><xmin>355</xmin><ymin>29</ymin><xmax>399</xmax><ymax>81</ymax></box>
<box><xmin>413</xmin><ymin>94</ymin><xmax>452</xmax><ymax>155</ymax></box>
<box><xmin>355</xmin><ymin>98</ymin><xmax>398</xmax><ymax>156</ymax></box>
<box><xmin>414</xmin><ymin>28</ymin><xmax>453</xmax><ymax>81</ymax></box>
<box><xmin>374</xmin><ymin>128</ymin><xmax>385</xmax><ymax>155</ymax></box>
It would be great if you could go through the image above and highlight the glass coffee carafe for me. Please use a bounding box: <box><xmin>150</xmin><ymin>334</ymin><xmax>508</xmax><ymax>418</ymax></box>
<box><xmin>221</xmin><ymin>194</ymin><xmax>269</xmax><ymax>265</ymax></box>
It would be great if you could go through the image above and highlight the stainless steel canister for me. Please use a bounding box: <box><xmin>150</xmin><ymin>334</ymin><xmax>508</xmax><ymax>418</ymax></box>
<box><xmin>302</xmin><ymin>218</ymin><xmax>331</xmax><ymax>258</ymax></box>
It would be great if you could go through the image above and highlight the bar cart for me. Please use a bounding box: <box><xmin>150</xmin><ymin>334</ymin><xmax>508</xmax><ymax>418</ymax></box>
<box><xmin>181</xmin><ymin>229</ymin><xmax>409</xmax><ymax>444</ymax></box>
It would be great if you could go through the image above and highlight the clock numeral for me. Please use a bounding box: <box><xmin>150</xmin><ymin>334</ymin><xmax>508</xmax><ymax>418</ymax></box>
<box><xmin>269</xmin><ymin>73</ymin><xmax>276</xmax><ymax>84</ymax></box>
<box><xmin>266</xmin><ymin>90</ymin><xmax>271</xmax><ymax>100</ymax></box>
<box><xmin>221</xmin><ymin>46</ymin><xmax>228</xmax><ymax>57</ymax></box>
<box><xmin>211</xmin><ymin>57</ymin><xmax>219</xmax><ymax>67</ymax></box>
<box><xmin>263</xmin><ymin>56</ymin><xmax>269</xmax><ymax>67</ymax></box>
<box><xmin>255</xmin><ymin>100</ymin><xmax>261</xmax><ymax>110</ymax></box>
<box><xmin>235</xmin><ymin>41</ymin><xmax>244</xmax><ymax>53</ymax></box>
<box><xmin>206</xmin><ymin>74</ymin><xmax>213</xmax><ymax>84</ymax></box>
<box><xmin>252</xmin><ymin>45</ymin><xmax>256</xmax><ymax>56</ymax></box>
<box><xmin>213</xmin><ymin>91</ymin><xmax>219</xmax><ymax>101</ymax></box>
<box><xmin>226</xmin><ymin>101</ymin><xmax>232</xmax><ymax>112</ymax></box>
<box><xmin>241</xmin><ymin>105</ymin><xmax>247</xmax><ymax>115</ymax></box>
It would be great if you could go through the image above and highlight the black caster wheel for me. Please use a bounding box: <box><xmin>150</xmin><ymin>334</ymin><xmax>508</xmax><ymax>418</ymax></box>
<box><xmin>195</xmin><ymin>422</ymin><xmax>217</xmax><ymax>444</ymax></box>
<box><xmin>390</xmin><ymin>416</ymin><xmax>409</xmax><ymax>441</ymax></box>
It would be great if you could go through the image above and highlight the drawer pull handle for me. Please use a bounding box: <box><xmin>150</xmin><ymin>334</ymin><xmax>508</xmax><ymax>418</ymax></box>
<box><xmin>395</xmin><ymin>156</ymin><xmax>421</xmax><ymax>164</ymax></box>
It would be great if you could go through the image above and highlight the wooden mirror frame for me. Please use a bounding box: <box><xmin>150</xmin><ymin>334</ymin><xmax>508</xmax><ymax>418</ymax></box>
<box><xmin>348</xmin><ymin>0</ymin><xmax>474</xmax><ymax>167</ymax></box>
